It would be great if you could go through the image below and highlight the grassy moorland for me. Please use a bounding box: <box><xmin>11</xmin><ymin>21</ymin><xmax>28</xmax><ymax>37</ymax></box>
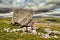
<box><xmin>0</xmin><ymin>17</ymin><xmax>60</xmax><ymax>40</ymax></box>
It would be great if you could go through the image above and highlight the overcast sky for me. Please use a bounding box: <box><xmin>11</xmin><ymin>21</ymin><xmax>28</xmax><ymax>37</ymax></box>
<box><xmin>0</xmin><ymin>0</ymin><xmax>60</xmax><ymax>11</ymax></box>
<box><xmin>14</xmin><ymin>0</ymin><xmax>60</xmax><ymax>11</ymax></box>
<box><xmin>0</xmin><ymin>0</ymin><xmax>60</xmax><ymax>17</ymax></box>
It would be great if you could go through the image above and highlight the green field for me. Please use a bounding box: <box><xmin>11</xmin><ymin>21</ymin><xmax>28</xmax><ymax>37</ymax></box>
<box><xmin>0</xmin><ymin>17</ymin><xmax>60</xmax><ymax>40</ymax></box>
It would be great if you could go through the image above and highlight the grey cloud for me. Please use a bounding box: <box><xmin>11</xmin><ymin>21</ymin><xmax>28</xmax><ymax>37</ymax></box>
<box><xmin>46</xmin><ymin>0</ymin><xmax>60</xmax><ymax>4</ymax></box>
<box><xmin>0</xmin><ymin>0</ymin><xmax>60</xmax><ymax>11</ymax></box>
<box><xmin>24</xmin><ymin>0</ymin><xmax>60</xmax><ymax>11</ymax></box>
<box><xmin>40</xmin><ymin>0</ymin><xmax>60</xmax><ymax>11</ymax></box>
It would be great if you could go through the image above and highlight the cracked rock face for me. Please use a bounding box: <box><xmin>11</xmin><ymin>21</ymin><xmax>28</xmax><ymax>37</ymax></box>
<box><xmin>11</xmin><ymin>9</ymin><xmax>33</xmax><ymax>26</ymax></box>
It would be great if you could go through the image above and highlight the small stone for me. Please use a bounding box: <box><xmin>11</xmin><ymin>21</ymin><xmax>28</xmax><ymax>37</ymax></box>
<box><xmin>3</xmin><ymin>28</ymin><xmax>10</xmax><ymax>32</ymax></box>
<box><xmin>31</xmin><ymin>30</ymin><xmax>37</xmax><ymax>35</ymax></box>
<box><xmin>21</xmin><ymin>28</ymin><xmax>26</xmax><ymax>32</ymax></box>
<box><xmin>53</xmin><ymin>35</ymin><xmax>58</xmax><ymax>39</ymax></box>
<box><xmin>52</xmin><ymin>30</ymin><xmax>58</xmax><ymax>34</ymax></box>
<box><xmin>37</xmin><ymin>32</ymin><xmax>41</xmax><ymax>36</ymax></box>
<box><xmin>23</xmin><ymin>27</ymin><xmax>27</xmax><ymax>31</ymax></box>
<box><xmin>10</xmin><ymin>30</ymin><xmax>13</xmax><ymax>32</ymax></box>
<box><xmin>45</xmin><ymin>28</ymin><xmax>52</xmax><ymax>34</ymax></box>
<box><xmin>12</xmin><ymin>29</ymin><xmax>17</xmax><ymax>32</ymax></box>
<box><xmin>3</xmin><ymin>28</ymin><xmax>10</xmax><ymax>31</ymax></box>
<box><xmin>43</xmin><ymin>34</ymin><xmax>50</xmax><ymax>38</ymax></box>
<box><xmin>27</xmin><ymin>27</ymin><xmax>32</xmax><ymax>32</ymax></box>
<box><xmin>16</xmin><ymin>28</ymin><xmax>22</xmax><ymax>32</ymax></box>
<box><xmin>53</xmin><ymin>30</ymin><xmax>60</xmax><ymax>34</ymax></box>
<box><xmin>45</xmin><ymin>34</ymin><xmax>50</xmax><ymax>38</ymax></box>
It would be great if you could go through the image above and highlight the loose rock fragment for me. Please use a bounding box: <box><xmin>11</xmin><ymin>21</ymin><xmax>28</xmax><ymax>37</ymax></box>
<box><xmin>3</xmin><ymin>28</ymin><xmax>10</xmax><ymax>32</ymax></box>
<box><xmin>52</xmin><ymin>30</ymin><xmax>60</xmax><ymax>34</ymax></box>
<box><xmin>53</xmin><ymin>35</ymin><xmax>58</xmax><ymax>39</ymax></box>
<box><xmin>16</xmin><ymin>28</ymin><xmax>22</xmax><ymax>32</ymax></box>
<box><xmin>45</xmin><ymin>28</ymin><xmax>52</xmax><ymax>34</ymax></box>
<box><xmin>37</xmin><ymin>32</ymin><xmax>41</xmax><ymax>36</ymax></box>
<box><xmin>44</xmin><ymin>34</ymin><xmax>51</xmax><ymax>38</ymax></box>
<box><xmin>42</xmin><ymin>34</ymin><xmax>50</xmax><ymax>38</ymax></box>
<box><xmin>12</xmin><ymin>29</ymin><xmax>17</xmax><ymax>32</ymax></box>
<box><xmin>27</xmin><ymin>27</ymin><xmax>32</xmax><ymax>32</ymax></box>
<box><xmin>31</xmin><ymin>30</ymin><xmax>37</xmax><ymax>35</ymax></box>
<box><xmin>10</xmin><ymin>30</ymin><xmax>13</xmax><ymax>32</ymax></box>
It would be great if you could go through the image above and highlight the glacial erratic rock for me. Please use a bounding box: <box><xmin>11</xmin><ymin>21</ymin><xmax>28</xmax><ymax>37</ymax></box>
<box><xmin>11</xmin><ymin>9</ymin><xmax>33</xmax><ymax>26</ymax></box>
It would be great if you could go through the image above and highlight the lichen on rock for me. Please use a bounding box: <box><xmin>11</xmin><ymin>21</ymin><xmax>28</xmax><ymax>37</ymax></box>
<box><xmin>11</xmin><ymin>8</ymin><xmax>33</xmax><ymax>27</ymax></box>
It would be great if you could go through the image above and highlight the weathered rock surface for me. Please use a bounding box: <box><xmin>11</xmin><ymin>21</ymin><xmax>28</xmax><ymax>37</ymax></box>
<box><xmin>3</xmin><ymin>27</ymin><xmax>59</xmax><ymax>39</ymax></box>
<box><xmin>11</xmin><ymin>9</ymin><xmax>33</xmax><ymax>26</ymax></box>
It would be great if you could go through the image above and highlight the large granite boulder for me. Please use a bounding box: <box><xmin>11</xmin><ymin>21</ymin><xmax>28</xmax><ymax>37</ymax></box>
<box><xmin>11</xmin><ymin>8</ymin><xmax>33</xmax><ymax>26</ymax></box>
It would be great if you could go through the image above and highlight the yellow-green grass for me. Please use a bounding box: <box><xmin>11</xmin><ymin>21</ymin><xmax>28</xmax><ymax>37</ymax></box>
<box><xmin>0</xmin><ymin>17</ymin><xmax>60</xmax><ymax>40</ymax></box>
